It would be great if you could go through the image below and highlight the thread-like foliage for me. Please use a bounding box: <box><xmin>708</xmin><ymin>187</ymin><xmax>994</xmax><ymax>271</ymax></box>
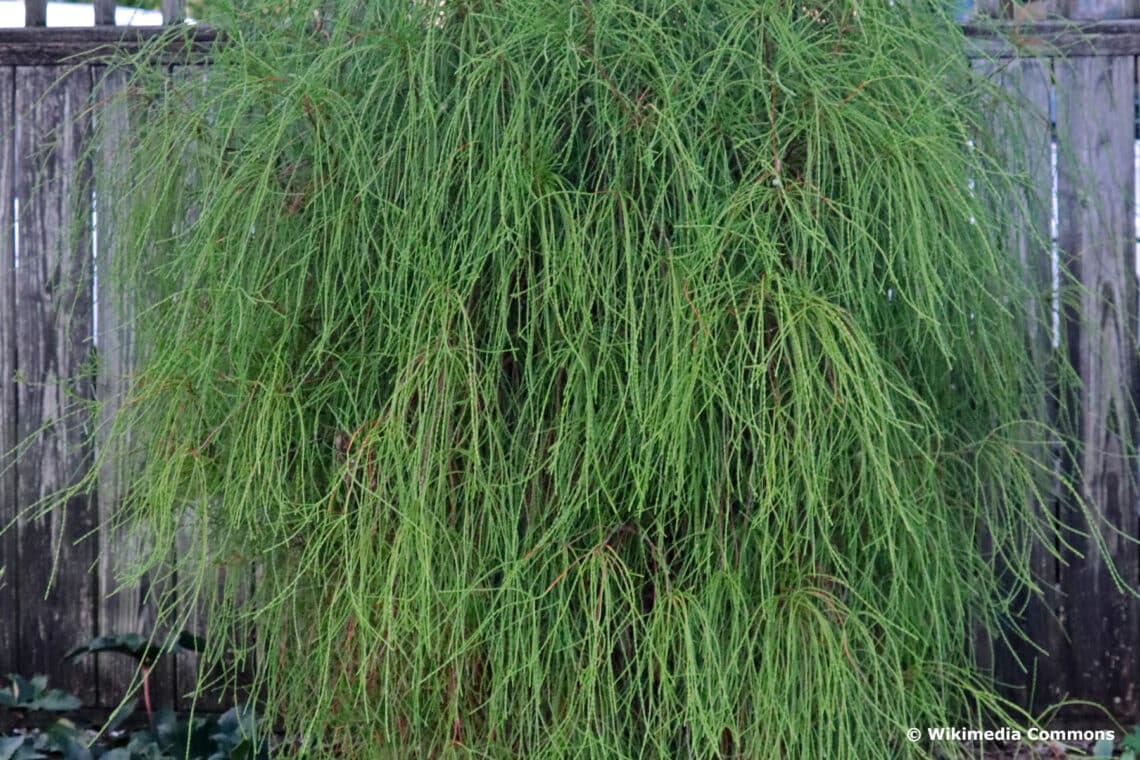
<box><xmin>87</xmin><ymin>1</ymin><xmax>1075</xmax><ymax>756</ymax></box>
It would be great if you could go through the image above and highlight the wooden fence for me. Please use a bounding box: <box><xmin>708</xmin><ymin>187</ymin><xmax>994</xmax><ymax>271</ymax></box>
<box><xmin>965</xmin><ymin>22</ymin><xmax>1140</xmax><ymax>719</ymax></box>
<box><xmin>0</xmin><ymin>3</ymin><xmax>213</xmax><ymax>711</ymax></box>
<box><xmin>1</xmin><ymin>11</ymin><xmax>1140</xmax><ymax>719</ymax></box>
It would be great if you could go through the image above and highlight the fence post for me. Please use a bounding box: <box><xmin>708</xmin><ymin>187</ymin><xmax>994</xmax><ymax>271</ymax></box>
<box><xmin>162</xmin><ymin>0</ymin><xmax>186</xmax><ymax>24</ymax></box>
<box><xmin>95</xmin><ymin>0</ymin><xmax>117</xmax><ymax>26</ymax></box>
<box><xmin>970</xmin><ymin>57</ymin><xmax>1064</xmax><ymax>711</ymax></box>
<box><xmin>91</xmin><ymin>65</ymin><xmax>179</xmax><ymax>710</ymax></box>
<box><xmin>1062</xmin><ymin>0</ymin><xmax>1140</xmax><ymax>17</ymax></box>
<box><xmin>1055</xmin><ymin>53</ymin><xmax>1140</xmax><ymax>721</ymax></box>
<box><xmin>0</xmin><ymin>64</ymin><xmax>17</xmax><ymax>688</ymax></box>
<box><xmin>13</xmin><ymin>64</ymin><xmax>98</xmax><ymax>704</ymax></box>
<box><xmin>24</xmin><ymin>0</ymin><xmax>46</xmax><ymax>27</ymax></box>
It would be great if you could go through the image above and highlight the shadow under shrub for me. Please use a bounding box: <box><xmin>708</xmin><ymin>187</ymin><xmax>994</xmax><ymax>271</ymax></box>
<box><xmin>81</xmin><ymin>0</ymin><xmax>1086</xmax><ymax>756</ymax></box>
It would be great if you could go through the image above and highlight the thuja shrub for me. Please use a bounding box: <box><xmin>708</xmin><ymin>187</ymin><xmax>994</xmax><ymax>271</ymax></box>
<box><xmin>85</xmin><ymin>0</ymin><xmax>1085</xmax><ymax>756</ymax></box>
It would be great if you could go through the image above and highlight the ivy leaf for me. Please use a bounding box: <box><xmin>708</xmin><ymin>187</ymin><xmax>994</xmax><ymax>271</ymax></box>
<box><xmin>0</xmin><ymin>736</ymin><xmax>25</xmax><ymax>760</ymax></box>
<box><xmin>96</xmin><ymin>750</ymin><xmax>132</xmax><ymax>760</ymax></box>
<box><xmin>64</xmin><ymin>632</ymin><xmax>205</xmax><ymax>669</ymax></box>
<box><xmin>175</xmin><ymin>631</ymin><xmax>206</xmax><ymax>654</ymax></box>
<box><xmin>0</xmin><ymin>675</ymin><xmax>81</xmax><ymax>711</ymax></box>
<box><xmin>44</xmin><ymin>721</ymin><xmax>91</xmax><ymax>760</ymax></box>
<box><xmin>1125</xmin><ymin>726</ymin><xmax>1140</xmax><ymax>752</ymax></box>
<box><xmin>28</xmin><ymin>691</ymin><xmax>81</xmax><ymax>712</ymax></box>
<box><xmin>105</xmin><ymin>699</ymin><xmax>138</xmax><ymax>734</ymax></box>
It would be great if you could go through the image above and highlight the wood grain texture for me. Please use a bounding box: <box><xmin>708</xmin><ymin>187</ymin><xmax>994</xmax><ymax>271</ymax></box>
<box><xmin>971</xmin><ymin>57</ymin><xmax>1065</xmax><ymax>711</ymax></box>
<box><xmin>0</xmin><ymin>67</ymin><xmax>18</xmax><ymax>680</ymax></box>
<box><xmin>14</xmin><ymin>65</ymin><xmax>97</xmax><ymax>702</ymax></box>
<box><xmin>94</xmin><ymin>0</ymin><xmax>118</xmax><ymax>27</ymax></box>
<box><xmin>0</xmin><ymin>27</ymin><xmax>218</xmax><ymax>66</ymax></box>
<box><xmin>963</xmin><ymin>19</ymin><xmax>1140</xmax><ymax>57</ymax></box>
<box><xmin>161</xmin><ymin>0</ymin><xmax>186</xmax><ymax>25</ymax></box>
<box><xmin>1055</xmin><ymin>54</ymin><xmax>1140</xmax><ymax>720</ymax></box>
<box><xmin>92</xmin><ymin>65</ymin><xmax>175</xmax><ymax>710</ymax></box>
<box><xmin>24</xmin><ymin>0</ymin><xmax>47</xmax><ymax>28</ymax></box>
<box><xmin>1062</xmin><ymin>0</ymin><xmax>1140</xmax><ymax>18</ymax></box>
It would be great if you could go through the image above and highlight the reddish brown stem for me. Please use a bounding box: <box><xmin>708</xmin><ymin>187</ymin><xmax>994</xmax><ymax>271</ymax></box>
<box><xmin>143</xmin><ymin>666</ymin><xmax>153</xmax><ymax>722</ymax></box>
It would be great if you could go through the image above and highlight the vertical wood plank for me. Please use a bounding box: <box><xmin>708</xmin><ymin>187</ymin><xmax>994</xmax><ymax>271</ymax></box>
<box><xmin>1061</xmin><ymin>0</ymin><xmax>1140</xmax><ymax>18</ymax></box>
<box><xmin>14</xmin><ymin>64</ymin><xmax>97</xmax><ymax>703</ymax></box>
<box><xmin>971</xmin><ymin>57</ymin><xmax>1066</xmax><ymax>711</ymax></box>
<box><xmin>0</xmin><ymin>68</ymin><xmax>18</xmax><ymax>681</ymax></box>
<box><xmin>169</xmin><ymin>63</ymin><xmax>222</xmax><ymax>713</ymax></box>
<box><xmin>1055</xmin><ymin>54</ymin><xmax>1140</xmax><ymax>720</ymax></box>
<box><xmin>1006</xmin><ymin>57</ymin><xmax>1069</xmax><ymax>715</ymax></box>
<box><xmin>95</xmin><ymin>0</ymin><xmax>117</xmax><ymax>26</ymax></box>
<box><xmin>973</xmin><ymin>0</ymin><xmax>1010</xmax><ymax>17</ymax></box>
<box><xmin>24</xmin><ymin>0</ymin><xmax>47</xmax><ymax>28</ymax></box>
<box><xmin>162</xmin><ymin>0</ymin><xmax>186</xmax><ymax>24</ymax></box>
<box><xmin>92</xmin><ymin>65</ymin><xmax>175</xmax><ymax>710</ymax></box>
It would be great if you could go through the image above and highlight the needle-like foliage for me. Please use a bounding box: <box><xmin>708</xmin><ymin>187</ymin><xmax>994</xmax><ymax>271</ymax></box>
<box><xmin>82</xmin><ymin>0</ymin><xmax>1087</xmax><ymax>756</ymax></box>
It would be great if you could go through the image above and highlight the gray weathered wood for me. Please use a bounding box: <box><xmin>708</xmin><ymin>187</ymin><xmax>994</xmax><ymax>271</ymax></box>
<box><xmin>24</xmin><ymin>0</ymin><xmax>47</xmax><ymax>28</ymax></box>
<box><xmin>14</xmin><ymin>64</ymin><xmax>97</xmax><ymax>703</ymax></box>
<box><xmin>162</xmin><ymin>0</ymin><xmax>186</xmax><ymax>25</ymax></box>
<box><xmin>1055</xmin><ymin>54</ymin><xmax>1140</xmax><ymax>721</ymax></box>
<box><xmin>92</xmin><ymin>65</ymin><xmax>175</xmax><ymax>710</ymax></box>
<box><xmin>970</xmin><ymin>56</ymin><xmax>1003</xmax><ymax>684</ymax></box>
<box><xmin>974</xmin><ymin>0</ymin><xmax>1064</xmax><ymax>19</ymax></box>
<box><xmin>95</xmin><ymin>0</ymin><xmax>118</xmax><ymax>27</ymax></box>
<box><xmin>1062</xmin><ymin>0</ymin><xmax>1140</xmax><ymax>17</ymax></box>
<box><xmin>0</xmin><ymin>27</ymin><xmax>219</xmax><ymax>66</ymax></box>
<box><xmin>964</xmin><ymin>19</ymin><xmax>1140</xmax><ymax>56</ymax></box>
<box><xmin>1005</xmin><ymin>57</ymin><xmax>1068</xmax><ymax>715</ymax></box>
<box><xmin>0</xmin><ymin>66</ymin><xmax>18</xmax><ymax>682</ymax></box>
<box><xmin>973</xmin><ymin>0</ymin><xmax>1011</xmax><ymax>17</ymax></box>
<box><xmin>970</xmin><ymin>57</ymin><xmax>1066</xmax><ymax>711</ymax></box>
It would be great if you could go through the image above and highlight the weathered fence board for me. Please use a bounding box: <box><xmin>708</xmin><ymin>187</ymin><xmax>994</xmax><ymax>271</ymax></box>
<box><xmin>1063</xmin><ymin>0</ymin><xmax>1140</xmax><ymax>18</ymax></box>
<box><xmin>12</xmin><ymin>64</ymin><xmax>98</xmax><ymax>704</ymax></box>
<box><xmin>161</xmin><ymin>0</ymin><xmax>186</xmax><ymax>25</ymax></box>
<box><xmin>1055</xmin><ymin>54</ymin><xmax>1140</xmax><ymax>719</ymax></box>
<box><xmin>1009</xmin><ymin>56</ymin><xmax>1068</xmax><ymax>715</ymax></box>
<box><xmin>965</xmin><ymin>19</ymin><xmax>1140</xmax><ymax>57</ymax></box>
<box><xmin>92</xmin><ymin>64</ymin><xmax>176</xmax><ymax>710</ymax></box>
<box><xmin>972</xmin><ymin>56</ymin><xmax>1067</xmax><ymax>711</ymax></box>
<box><xmin>0</xmin><ymin>28</ymin><xmax>218</xmax><ymax>67</ymax></box>
<box><xmin>24</xmin><ymin>0</ymin><xmax>46</xmax><ymax>29</ymax></box>
<box><xmin>0</xmin><ymin>67</ymin><xmax>18</xmax><ymax>681</ymax></box>
<box><xmin>95</xmin><ymin>0</ymin><xmax>117</xmax><ymax>27</ymax></box>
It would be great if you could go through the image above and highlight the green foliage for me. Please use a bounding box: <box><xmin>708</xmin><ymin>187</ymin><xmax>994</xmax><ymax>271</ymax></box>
<box><xmin>0</xmin><ymin>668</ymin><xmax>266</xmax><ymax>760</ymax></box>
<box><xmin>0</xmin><ymin>676</ymin><xmax>90</xmax><ymax>760</ymax></box>
<box><xmin>64</xmin><ymin>633</ymin><xmax>205</xmax><ymax>670</ymax></box>
<box><xmin>1122</xmin><ymin>725</ymin><xmax>1140</xmax><ymax>759</ymax></box>
<box><xmin>1094</xmin><ymin>730</ymin><xmax>1140</xmax><ymax>760</ymax></box>
<box><xmin>0</xmin><ymin>719</ymin><xmax>86</xmax><ymax>760</ymax></box>
<box><xmin>0</xmin><ymin>677</ymin><xmax>81</xmax><ymax>714</ymax></box>
<box><xmin>108</xmin><ymin>706</ymin><xmax>269</xmax><ymax>760</ymax></box>
<box><xmin>76</xmin><ymin>0</ymin><xmax>1108</xmax><ymax>757</ymax></box>
<box><xmin>0</xmin><ymin>704</ymin><xmax>267</xmax><ymax>760</ymax></box>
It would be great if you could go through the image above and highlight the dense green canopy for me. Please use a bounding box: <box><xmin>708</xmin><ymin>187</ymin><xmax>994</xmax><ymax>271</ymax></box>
<box><xmin>89</xmin><ymin>1</ymin><xmax>1072</xmax><ymax>756</ymax></box>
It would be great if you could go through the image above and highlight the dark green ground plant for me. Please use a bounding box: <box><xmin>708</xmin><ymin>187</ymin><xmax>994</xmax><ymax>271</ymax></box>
<box><xmin>65</xmin><ymin>632</ymin><xmax>206</xmax><ymax>720</ymax></box>
<box><xmin>70</xmin><ymin>0</ymin><xmax>1113</xmax><ymax>756</ymax></box>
